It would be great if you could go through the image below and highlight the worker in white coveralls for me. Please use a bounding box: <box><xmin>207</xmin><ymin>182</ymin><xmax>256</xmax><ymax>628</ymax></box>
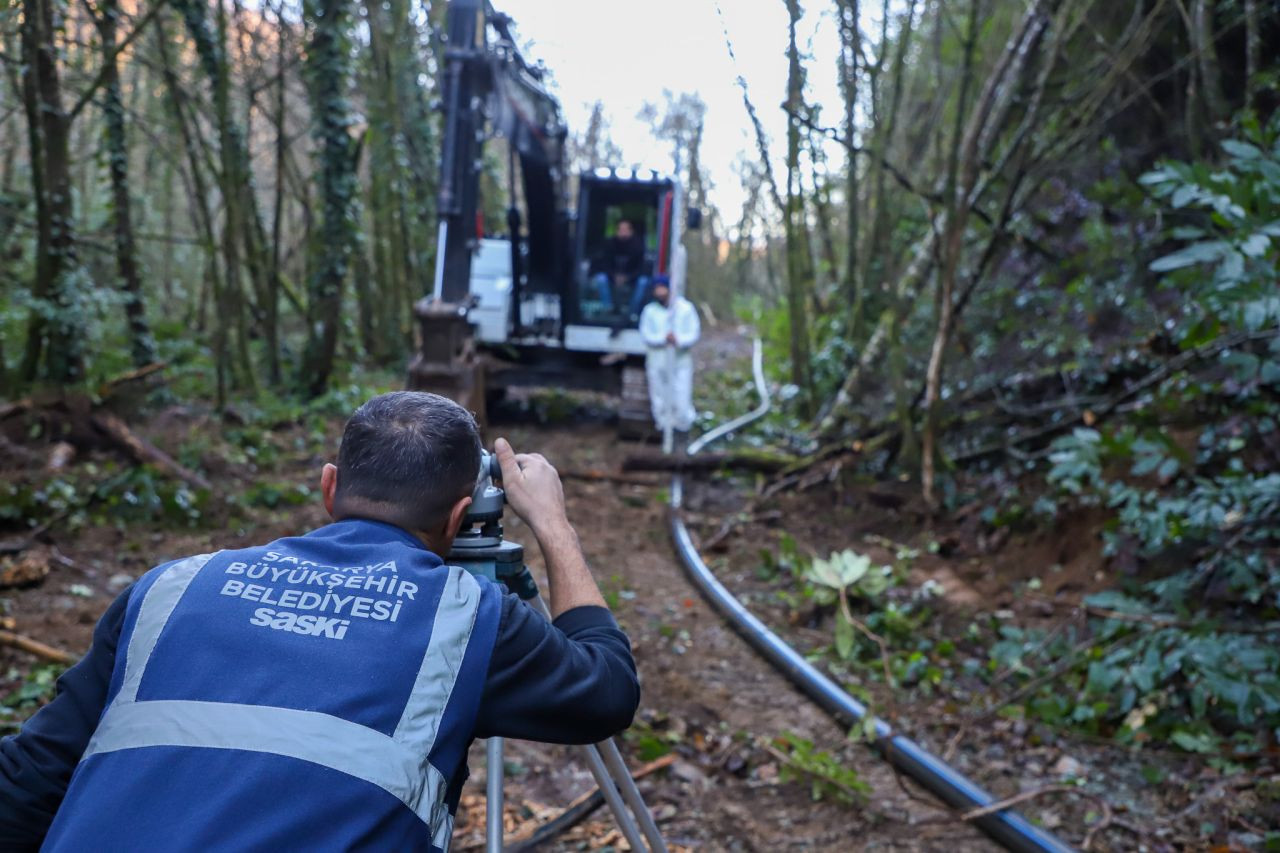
<box><xmin>639</xmin><ymin>274</ymin><xmax>701</xmax><ymax>436</ymax></box>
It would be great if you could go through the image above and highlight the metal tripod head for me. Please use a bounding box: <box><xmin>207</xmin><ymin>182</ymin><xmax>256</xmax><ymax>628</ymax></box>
<box><xmin>448</xmin><ymin>449</ymin><xmax>538</xmax><ymax>600</ymax></box>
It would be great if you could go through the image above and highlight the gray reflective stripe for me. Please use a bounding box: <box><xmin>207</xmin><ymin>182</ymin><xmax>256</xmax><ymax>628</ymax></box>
<box><xmin>117</xmin><ymin>554</ymin><xmax>214</xmax><ymax>703</ymax></box>
<box><xmin>433</xmin><ymin>812</ymin><xmax>454</xmax><ymax>850</ymax></box>
<box><xmin>83</xmin><ymin>699</ymin><xmax>450</xmax><ymax>828</ymax></box>
<box><xmin>394</xmin><ymin>565</ymin><xmax>482</xmax><ymax>748</ymax></box>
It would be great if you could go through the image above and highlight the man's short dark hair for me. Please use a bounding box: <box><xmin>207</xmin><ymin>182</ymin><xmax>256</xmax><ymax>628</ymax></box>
<box><xmin>336</xmin><ymin>392</ymin><xmax>481</xmax><ymax>530</ymax></box>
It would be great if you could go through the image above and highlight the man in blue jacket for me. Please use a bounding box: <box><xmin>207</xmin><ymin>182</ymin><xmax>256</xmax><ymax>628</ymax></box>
<box><xmin>0</xmin><ymin>391</ymin><xmax>640</xmax><ymax>851</ymax></box>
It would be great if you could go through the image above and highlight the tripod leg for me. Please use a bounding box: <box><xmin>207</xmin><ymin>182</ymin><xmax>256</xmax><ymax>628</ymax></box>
<box><xmin>530</xmin><ymin>594</ymin><xmax>666</xmax><ymax>851</ymax></box>
<box><xmin>486</xmin><ymin>738</ymin><xmax>504</xmax><ymax>853</ymax></box>
<box><xmin>596</xmin><ymin>737</ymin><xmax>667</xmax><ymax>853</ymax></box>
<box><xmin>579</xmin><ymin>742</ymin><xmax>649</xmax><ymax>852</ymax></box>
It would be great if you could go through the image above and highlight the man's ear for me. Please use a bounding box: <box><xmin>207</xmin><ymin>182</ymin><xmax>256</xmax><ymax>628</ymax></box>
<box><xmin>321</xmin><ymin>463</ymin><xmax>339</xmax><ymax>519</ymax></box>
<box><xmin>444</xmin><ymin>495</ymin><xmax>472</xmax><ymax>541</ymax></box>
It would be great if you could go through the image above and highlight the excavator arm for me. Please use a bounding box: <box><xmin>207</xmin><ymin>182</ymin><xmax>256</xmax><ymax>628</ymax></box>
<box><xmin>411</xmin><ymin>0</ymin><xmax>568</xmax><ymax>417</ymax></box>
<box><xmin>433</xmin><ymin>0</ymin><xmax>567</xmax><ymax>307</ymax></box>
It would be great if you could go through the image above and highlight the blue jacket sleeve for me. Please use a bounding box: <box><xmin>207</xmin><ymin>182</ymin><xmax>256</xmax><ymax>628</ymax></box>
<box><xmin>0</xmin><ymin>587</ymin><xmax>129</xmax><ymax>852</ymax></box>
<box><xmin>474</xmin><ymin>596</ymin><xmax>639</xmax><ymax>744</ymax></box>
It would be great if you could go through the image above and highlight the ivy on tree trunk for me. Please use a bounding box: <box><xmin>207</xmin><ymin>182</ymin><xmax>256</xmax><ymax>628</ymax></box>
<box><xmin>300</xmin><ymin>0</ymin><xmax>357</xmax><ymax>397</ymax></box>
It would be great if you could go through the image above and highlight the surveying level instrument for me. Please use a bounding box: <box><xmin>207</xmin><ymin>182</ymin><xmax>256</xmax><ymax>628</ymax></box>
<box><xmin>448</xmin><ymin>450</ymin><xmax>667</xmax><ymax>853</ymax></box>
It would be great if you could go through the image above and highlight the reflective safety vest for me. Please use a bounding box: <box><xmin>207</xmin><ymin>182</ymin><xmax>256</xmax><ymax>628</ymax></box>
<box><xmin>43</xmin><ymin>519</ymin><xmax>502</xmax><ymax>852</ymax></box>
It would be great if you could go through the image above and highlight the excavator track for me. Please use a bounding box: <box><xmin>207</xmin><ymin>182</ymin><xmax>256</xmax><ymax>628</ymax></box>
<box><xmin>617</xmin><ymin>365</ymin><xmax>654</xmax><ymax>440</ymax></box>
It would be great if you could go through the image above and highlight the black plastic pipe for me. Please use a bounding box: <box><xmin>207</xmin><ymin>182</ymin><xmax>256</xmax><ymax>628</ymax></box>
<box><xmin>667</xmin><ymin>340</ymin><xmax>1076</xmax><ymax>853</ymax></box>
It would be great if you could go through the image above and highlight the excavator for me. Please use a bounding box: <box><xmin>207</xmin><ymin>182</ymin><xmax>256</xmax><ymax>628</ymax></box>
<box><xmin>407</xmin><ymin>0</ymin><xmax>699</xmax><ymax>433</ymax></box>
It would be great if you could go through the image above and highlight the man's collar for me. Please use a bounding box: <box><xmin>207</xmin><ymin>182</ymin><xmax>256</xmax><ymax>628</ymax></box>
<box><xmin>307</xmin><ymin>517</ymin><xmax>439</xmax><ymax>556</ymax></box>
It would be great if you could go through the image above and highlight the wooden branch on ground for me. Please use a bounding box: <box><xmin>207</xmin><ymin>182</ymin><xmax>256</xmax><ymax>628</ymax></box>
<box><xmin>95</xmin><ymin>361</ymin><xmax>166</xmax><ymax>398</ymax></box>
<box><xmin>944</xmin><ymin>632</ymin><xmax>1138</xmax><ymax>760</ymax></box>
<box><xmin>756</xmin><ymin>431</ymin><xmax>897</xmax><ymax>503</ymax></box>
<box><xmin>0</xmin><ymin>435</ymin><xmax>42</xmax><ymax>467</ymax></box>
<box><xmin>90</xmin><ymin>412</ymin><xmax>211</xmax><ymax>492</ymax></box>
<box><xmin>622</xmin><ymin>449</ymin><xmax>797</xmax><ymax>474</ymax></box>
<box><xmin>703</xmin><ymin>509</ymin><xmax>784</xmax><ymax>552</ymax></box>
<box><xmin>958</xmin><ymin>784</ymin><xmax>1078</xmax><ymax>822</ymax></box>
<box><xmin>559</xmin><ymin>469</ymin><xmax>663</xmax><ymax>488</ymax></box>
<box><xmin>0</xmin><ymin>630</ymin><xmax>79</xmax><ymax>665</ymax></box>
<box><xmin>1027</xmin><ymin>592</ymin><xmax>1280</xmax><ymax>635</ymax></box>
<box><xmin>1</xmin><ymin>387</ymin><xmax>209</xmax><ymax>492</ymax></box>
<box><xmin>0</xmin><ymin>397</ymin><xmax>34</xmax><ymax>420</ymax></box>
<box><xmin>965</xmin><ymin>329</ymin><xmax>1280</xmax><ymax>465</ymax></box>
<box><xmin>0</xmin><ymin>511</ymin><xmax>69</xmax><ymax>556</ymax></box>
<box><xmin>503</xmin><ymin>754</ymin><xmax>675</xmax><ymax>852</ymax></box>
<box><xmin>1</xmin><ymin>364</ymin><xmax>165</xmax><ymax>424</ymax></box>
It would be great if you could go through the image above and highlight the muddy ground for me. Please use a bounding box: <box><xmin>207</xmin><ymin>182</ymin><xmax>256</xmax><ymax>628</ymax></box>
<box><xmin>1</xmin><ymin>331</ymin><xmax>1271</xmax><ymax>851</ymax></box>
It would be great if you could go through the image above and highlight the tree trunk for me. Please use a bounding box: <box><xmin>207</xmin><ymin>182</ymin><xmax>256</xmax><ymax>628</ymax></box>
<box><xmin>19</xmin><ymin>0</ymin><xmax>84</xmax><ymax>385</ymax></box>
<box><xmin>921</xmin><ymin>0</ymin><xmax>983</xmax><ymax>508</ymax></box>
<box><xmin>96</xmin><ymin>0</ymin><xmax>159</xmax><ymax>371</ymax></box>
<box><xmin>1244</xmin><ymin>0</ymin><xmax>1260</xmax><ymax>114</ymax></box>
<box><xmin>1191</xmin><ymin>0</ymin><xmax>1228</xmax><ymax>125</ymax></box>
<box><xmin>816</xmin><ymin>227</ymin><xmax>937</xmax><ymax>438</ymax></box>
<box><xmin>172</xmin><ymin>0</ymin><xmax>265</xmax><ymax>393</ymax></box>
<box><xmin>920</xmin><ymin>0</ymin><xmax>1053</xmax><ymax>507</ymax></box>
<box><xmin>299</xmin><ymin>0</ymin><xmax>356</xmax><ymax>396</ymax></box>
<box><xmin>807</xmin><ymin>130</ymin><xmax>840</xmax><ymax>300</ymax></box>
<box><xmin>267</xmin><ymin>0</ymin><xmax>288</xmax><ymax>384</ymax></box>
<box><xmin>155</xmin><ymin>15</ymin><xmax>228</xmax><ymax>405</ymax></box>
<box><xmin>857</xmin><ymin>0</ymin><xmax>917</xmax><ymax>342</ymax></box>
<box><xmin>836</xmin><ymin>0</ymin><xmax>860</xmax><ymax>332</ymax></box>
<box><xmin>888</xmin><ymin>311</ymin><xmax>917</xmax><ymax>467</ymax></box>
<box><xmin>784</xmin><ymin>0</ymin><xmax>814</xmax><ymax>414</ymax></box>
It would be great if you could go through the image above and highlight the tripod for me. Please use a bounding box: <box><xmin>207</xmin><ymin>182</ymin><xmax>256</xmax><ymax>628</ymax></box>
<box><xmin>450</xmin><ymin>456</ymin><xmax>666</xmax><ymax>853</ymax></box>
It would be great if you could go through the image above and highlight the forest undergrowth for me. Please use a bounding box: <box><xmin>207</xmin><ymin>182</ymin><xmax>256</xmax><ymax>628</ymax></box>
<box><xmin>692</xmin><ymin>114</ymin><xmax>1280</xmax><ymax>849</ymax></box>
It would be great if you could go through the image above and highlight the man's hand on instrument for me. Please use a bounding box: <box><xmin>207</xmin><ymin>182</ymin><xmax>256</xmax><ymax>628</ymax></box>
<box><xmin>494</xmin><ymin>438</ymin><xmax>569</xmax><ymax>536</ymax></box>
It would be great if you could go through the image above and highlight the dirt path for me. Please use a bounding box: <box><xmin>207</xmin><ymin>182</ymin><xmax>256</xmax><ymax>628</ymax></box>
<box><xmin>447</xmin><ymin>419</ymin><xmax>993</xmax><ymax>851</ymax></box>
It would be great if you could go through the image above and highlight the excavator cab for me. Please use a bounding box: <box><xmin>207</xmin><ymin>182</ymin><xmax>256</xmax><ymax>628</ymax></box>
<box><xmin>572</xmin><ymin>173</ymin><xmax>672</xmax><ymax>327</ymax></box>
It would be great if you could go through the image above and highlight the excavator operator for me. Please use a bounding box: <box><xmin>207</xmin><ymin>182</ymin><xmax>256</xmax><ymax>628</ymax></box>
<box><xmin>590</xmin><ymin>217</ymin><xmax>652</xmax><ymax>321</ymax></box>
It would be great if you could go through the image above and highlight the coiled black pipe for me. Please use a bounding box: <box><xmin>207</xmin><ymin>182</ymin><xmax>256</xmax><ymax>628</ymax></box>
<box><xmin>667</xmin><ymin>339</ymin><xmax>1075</xmax><ymax>853</ymax></box>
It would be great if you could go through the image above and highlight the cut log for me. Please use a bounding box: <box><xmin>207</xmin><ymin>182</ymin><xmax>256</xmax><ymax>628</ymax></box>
<box><xmin>559</xmin><ymin>469</ymin><xmax>663</xmax><ymax>487</ymax></box>
<box><xmin>622</xmin><ymin>449</ymin><xmax>797</xmax><ymax>474</ymax></box>
<box><xmin>90</xmin><ymin>412</ymin><xmax>212</xmax><ymax>492</ymax></box>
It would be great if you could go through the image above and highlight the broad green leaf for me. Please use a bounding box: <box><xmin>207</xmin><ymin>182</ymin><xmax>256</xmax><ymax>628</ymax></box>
<box><xmin>1170</xmin><ymin>730</ymin><xmax>1217</xmax><ymax>753</ymax></box>
<box><xmin>1171</xmin><ymin>185</ymin><xmax>1199</xmax><ymax>208</ymax></box>
<box><xmin>1241</xmin><ymin>232</ymin><xmax>1271</xmax><ymax>258</ymax></box>
<box><xmin>806</xmin><ymin>554</ymin><xmax>847</xmax><ymax>590</ymax></box>
<box><xmin>807</xmin><ymin>549</ymin><xmax>872</xmax><ymax>590</ymax></box>
<box><xmin>1149</xmin><ymin>241</ymin><xmax>1229</xmax><ymax>272</ymax></box>
<box><xmin>1221</xmin><ymin>139</ymin><xmax>1263</xmax><ymax>160</ymax></box>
